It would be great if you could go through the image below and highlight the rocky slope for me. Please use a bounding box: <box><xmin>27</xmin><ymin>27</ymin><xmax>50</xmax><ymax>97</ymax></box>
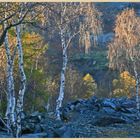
<box><xmin>1</xmin><ymin>96</ymin><xmax>140</xmax><ymax>138</ymax></box>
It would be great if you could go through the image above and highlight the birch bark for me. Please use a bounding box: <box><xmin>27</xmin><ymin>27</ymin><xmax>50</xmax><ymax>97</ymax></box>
<box><xmin>131</xmin><ymin>56</ymin><xmax>140</xmax><ymax>114</ymax></box>
<box><xmin>56</xmin><ymin>29</ymin><xmax>68</xmax><ymax>120</ymax></box>
<box><xmin>15</xmin><ymin>24</ymin><xmax>26</xmax><ymax>137</ymax></box>
<box><xmin>4</xmin><ymin>8</ymin><xmax>16</xmax><ymax>134</ymax></box>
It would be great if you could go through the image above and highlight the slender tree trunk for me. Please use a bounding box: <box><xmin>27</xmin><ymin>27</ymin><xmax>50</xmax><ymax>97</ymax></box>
<box><xmin>9</xmin><ymin>66</ymin><xmax>16</xmax><ymax>134</ymax></box>
<box><xmin>46</xmin><ymin>97</ymin><xmax>50</xmax><ymax>112</ymax></box>
<box><xmin>4</xmin><ymin>22</ymin><xmax>16</xmax><ymax>135</ymax></box>
<box><xmin>133</xmin><ymin>61</ymin><xmax>139</xmax><ymax>114</ymax></box>
<box><xmin>56</xmin><ymin>29</ymin><xmax>68</xmax><ymax>120</ymax></box>
<box><xmin>35</xmin><ymin>55</ymin><xmax>39</xmax><ymax>70</ymax></box>
<box><xmin>94</xmin><ymin>35</ymin><xmax>98</xmax><ymax>47</ymax></box>
<box><xmin>4</xmin><ymin>31</ymin><xmax>12</xmax><ymax>132</ymax></box>
<box><xmin>85</xmin><ymin>31</ymin><xmax>90</xmax><ymax>54</ymax></box>
<box><xmin>15</xmin><ymin>24</ymin><xmax>26</xmax><ymax>137</ymax></box>
<box><xmin>130</xmin><ymin>56</ymin><xmax>139</xmax><ymax>115</ymax></box>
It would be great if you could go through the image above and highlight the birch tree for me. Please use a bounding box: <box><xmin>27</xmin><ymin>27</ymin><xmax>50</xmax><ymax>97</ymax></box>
<box><xmin>14</xmin><ymin>4</ymin><xmax>47</xmax><ymax>137</ymax></box>
<box><xmin>4</xmin><ymin>4</ymin><xmax>16</xmax><ymax>135</ymax></box>
<box><xmin>0</xmin><ymin>3</ymin><xmax>49</xmax><ymax>137</ymax></box>
<box><xmin>43</xmin><ymin>3</ymin><xmax>102</xmax><ymax>120</ymax></box>
<box><xmin>79</xmin><ymin>3</ymin><xmax>102</xmax><ymax>54</ymax></box>
<box><xmin>15</xmin><ymin>23</ymin><xmax>26</xmax><ymax>138</ymax></box>
<box><xmin>108</xmin><ymin>8</ymin><xmax>140</xmax><ymax>114</ymax></box>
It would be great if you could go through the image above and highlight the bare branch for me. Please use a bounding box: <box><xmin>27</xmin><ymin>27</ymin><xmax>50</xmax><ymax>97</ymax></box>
<box><xmin>66</xmin><ymin>30</ymin><xmax>80</xmax><ymax>49</ymax></box>
<box><xmin>0</xmin><ymin>3</ymin><xmax>38</xmax><ymax>47</ymax></box>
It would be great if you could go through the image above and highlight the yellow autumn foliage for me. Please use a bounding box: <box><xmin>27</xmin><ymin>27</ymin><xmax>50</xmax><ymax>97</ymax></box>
<box><xmin>83</xmin><ymin>73</ymin><xmax>97</xmax><ymax>98</ymax></box>
<box><xmin>83</xmin><ymin>73</ymin><xmax>94</xmax><ymax>82</ymax></box>
<box><xmin>22</xmin><ymin>32</ymin><xmax>42</xmax><ymax>45</ymax></box>
<box><xmin>113</xmin><ymin>71</ymin><xmax>136</xmax><ymax>97</ymax></box>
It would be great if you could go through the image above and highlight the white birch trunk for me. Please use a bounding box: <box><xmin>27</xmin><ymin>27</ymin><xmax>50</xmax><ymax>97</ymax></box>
<box><xmin>55</xmin><ymin>3</ymin><xmax>81</xmax><ymax>120</ymax></box>
<box><xmin>130</xmin><ymin>56</ymin><xmax>139</xmax><ymax>114</ymax></box>
<box><xmin>133</xmin><ymin>61</ymin><xmax>139</xmax><ymax>114</ymax></box>
<box><xmin>56</xmin><ymin>29</ymin><xmax>68</xmax><ymax>120</ymax></box>
<box><xmin>85</xmin><ymin>31</ymin><xmax>91</xmax><ymax>54</ymax></box>
<box><xmin>4</xmin><ymin>31</ymin><xmax>12</xmax><ymax>130</ymax></box>
<box><xmin>4</xmin><ymin>15</ymin><xmax>16</xmax><ymax>134</ymax></box>
<box><xmin>94</xmin><ymin>35</ymin><xmax>98</xmax><ymax>47</ymax></box>
<box><xmin>15</xmin><ymin>24</ymin><xmax>26</xmax><ymax>137</ymax></box>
